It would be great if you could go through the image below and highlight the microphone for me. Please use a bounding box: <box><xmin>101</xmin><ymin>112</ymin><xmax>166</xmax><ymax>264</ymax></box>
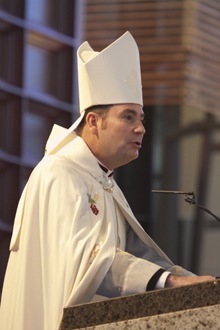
<box><xmin>151</xmin><ymin>190</ymin><xmax>220</xmax><ymax>222</ymax></box>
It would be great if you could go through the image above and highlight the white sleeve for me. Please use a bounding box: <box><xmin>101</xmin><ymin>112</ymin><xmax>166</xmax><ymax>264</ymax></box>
<box><xmin>96</xmin><ymin>249</ymin><xmax>162</xmax><ymax>298</ymax></box>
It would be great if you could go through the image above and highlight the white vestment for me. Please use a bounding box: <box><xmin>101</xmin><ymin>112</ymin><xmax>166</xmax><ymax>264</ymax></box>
<box><xmin>0</xmin><ymin>129</ymin><xmax>192</xmax><ymax>330</ymax></box>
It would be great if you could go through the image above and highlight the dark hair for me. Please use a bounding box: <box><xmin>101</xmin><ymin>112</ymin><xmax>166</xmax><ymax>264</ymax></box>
<box><xmin>77</xmin><ymin>104</ymin><xmax>113</xmax><ymax>129</ymax></box>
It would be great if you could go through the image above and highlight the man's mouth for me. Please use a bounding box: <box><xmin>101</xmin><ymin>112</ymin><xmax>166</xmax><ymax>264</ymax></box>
<box><xmin>131</xmin><ymin>141</ymin><xmax>142</xmax><ymax>148</ymax></box>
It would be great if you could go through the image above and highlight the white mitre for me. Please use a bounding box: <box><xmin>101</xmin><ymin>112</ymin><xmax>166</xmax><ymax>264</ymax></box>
<box><xmin>46</xmin><ymin>31</ymin><xmax>143</xmax><ymax>155</ymax></box>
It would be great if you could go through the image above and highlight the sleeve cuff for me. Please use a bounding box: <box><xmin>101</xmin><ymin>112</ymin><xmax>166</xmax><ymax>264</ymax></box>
<box><xmin>146</xmin><ymin>269</ymin><xmax>171</xmax><ymax>291</ymax></box>
<box><xmin>155</xmin><ymin>271</ymin><xmax>171</xmax><ymax>289</ymax></box>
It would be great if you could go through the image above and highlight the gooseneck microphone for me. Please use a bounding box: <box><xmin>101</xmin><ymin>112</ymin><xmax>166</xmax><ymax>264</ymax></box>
<box><xmin>151</xmin><ymin>190</ymin><xmax>220</xmax><ymax>222</ymax></box>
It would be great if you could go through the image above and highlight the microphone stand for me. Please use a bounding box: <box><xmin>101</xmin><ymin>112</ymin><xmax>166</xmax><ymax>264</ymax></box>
<box><xmin>151</xmin><ymin>190</ymin><xmax>220</xmax><ymax>222</ymax></box>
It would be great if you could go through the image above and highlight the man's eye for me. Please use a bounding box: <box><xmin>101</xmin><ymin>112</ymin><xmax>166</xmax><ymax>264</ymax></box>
<box><xmin>125</xmin><ymin>115</ymin><xmax>133</xmax><ymax>121</ymax></box>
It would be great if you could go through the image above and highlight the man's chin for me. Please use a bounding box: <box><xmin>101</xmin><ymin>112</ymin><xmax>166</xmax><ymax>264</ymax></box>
<box><xmin>125</xmin><ymin>152</ymin><xmax>139</xmax><ymax>164</ymax></box>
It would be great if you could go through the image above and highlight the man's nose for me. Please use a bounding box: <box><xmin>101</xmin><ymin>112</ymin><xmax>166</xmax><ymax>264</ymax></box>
<box><xmin>135</xmin><ymin>121</ymin><xmax>146</xmax><ymax>135</ymax></box>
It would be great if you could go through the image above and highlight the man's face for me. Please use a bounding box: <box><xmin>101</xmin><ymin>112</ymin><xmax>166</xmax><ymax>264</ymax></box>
<box><xmin>96</xmin><ymin>103</ymin><xmax>146</xmax><ymax>169</ymax></box>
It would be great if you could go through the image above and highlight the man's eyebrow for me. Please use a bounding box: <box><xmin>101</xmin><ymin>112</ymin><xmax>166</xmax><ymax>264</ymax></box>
<box><xmin>122</xmin><ymin>108</ymin><xmax>145</xmax><ymax>119</ymax></box>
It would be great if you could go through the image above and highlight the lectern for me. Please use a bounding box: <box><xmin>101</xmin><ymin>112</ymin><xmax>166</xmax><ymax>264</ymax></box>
<box><xmin>59</xmin><ymin>280</ymin><xmax>220</xmax><ymax>329</ymax></box>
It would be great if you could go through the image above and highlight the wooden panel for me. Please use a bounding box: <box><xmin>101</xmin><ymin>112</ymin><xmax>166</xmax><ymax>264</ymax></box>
<box><xmin>81</xmin><ymin>0</ymin><xmax>186</xmax><ymax>106</ymax></box>
<box><xmin>184</xmin><ymin>0</ymin><xmax>220</xmax><ymax>115</ymax></box>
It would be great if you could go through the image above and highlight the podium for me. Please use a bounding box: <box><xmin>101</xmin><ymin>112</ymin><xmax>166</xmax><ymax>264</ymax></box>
<box><xmin>59</xmin><ymin>280</ymin><xmax>220</xmax><ymax>329</ymax></box>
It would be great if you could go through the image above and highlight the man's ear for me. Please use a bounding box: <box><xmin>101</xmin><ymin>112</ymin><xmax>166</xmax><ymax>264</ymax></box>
<box><xmin>86</xmin><ymin>112</ymin><xmax>99</xmax><ymax>134</ymax></box>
